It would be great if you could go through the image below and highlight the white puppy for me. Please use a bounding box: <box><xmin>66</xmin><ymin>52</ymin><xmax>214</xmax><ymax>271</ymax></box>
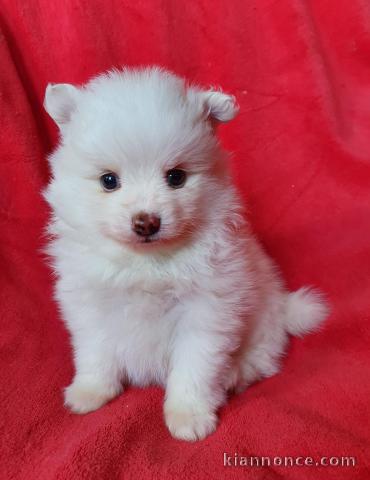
<box><xmin>43</xmin><ymin>67</ymin><xmax>328</xmax><ymax>441</ymax></box>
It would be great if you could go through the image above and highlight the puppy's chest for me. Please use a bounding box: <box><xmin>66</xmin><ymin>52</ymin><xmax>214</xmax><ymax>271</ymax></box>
<box><xmin>98</xmin><ymin>277</ymin><xmax>183</xmax><ymax>336</ymax></box>
<box><xmin>121</xmin><ymin>282</ymin><xmax>179</xmax><ymax>321</ymax></box>
<box><xmin>101</xmin><ymin>283</ymin><xmax>182</xmax><ymax>385</ymax></box>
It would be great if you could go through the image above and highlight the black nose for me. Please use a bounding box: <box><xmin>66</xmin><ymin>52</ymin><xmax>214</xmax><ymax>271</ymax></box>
<box><xmin>132</xmin><ymin>212</ymin><xmax>161</xmax><ymax>237</ymax></box>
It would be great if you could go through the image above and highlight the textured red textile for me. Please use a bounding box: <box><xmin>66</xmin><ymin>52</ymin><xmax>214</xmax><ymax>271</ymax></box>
<box><xmin>1</xmin><ymin>1</ymin><xmax>369</xmax><ymax>479</ymax></box>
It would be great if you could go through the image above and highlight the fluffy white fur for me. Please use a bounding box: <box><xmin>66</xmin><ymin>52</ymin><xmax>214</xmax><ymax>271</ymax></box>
<box><xmin>43</xmin><ymin>67</ymin><xmax>328</xmax><ymax>441</ymax></box>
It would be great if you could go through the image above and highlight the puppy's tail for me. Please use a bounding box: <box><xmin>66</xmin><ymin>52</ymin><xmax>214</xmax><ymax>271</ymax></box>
<box><xmin>284</xmin><ymin>287</ymin><xmax>329</xmax><ymax>337</ymax></box>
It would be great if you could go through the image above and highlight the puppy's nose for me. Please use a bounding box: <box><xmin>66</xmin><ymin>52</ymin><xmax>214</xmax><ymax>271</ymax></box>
<box><xmin>132</xmin><ymin>212</ymin><xmax>161</xmax><ymax>237</ymax></box>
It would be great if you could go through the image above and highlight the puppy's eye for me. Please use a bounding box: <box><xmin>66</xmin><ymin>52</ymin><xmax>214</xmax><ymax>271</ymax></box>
<box><xmin>100</xmin><ymin>172</ymin><xmax>120</xmax><ymax>192</ymax></box>
<box><xmin>166</xmin><ymin>169</ymin><xmax>187</xmax><ymax>189</ymax></box>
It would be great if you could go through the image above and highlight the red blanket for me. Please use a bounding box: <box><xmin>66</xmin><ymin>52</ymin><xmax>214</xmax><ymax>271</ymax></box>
<box><xmin>1</xmin><ymin>1</ymin><xmax>369</xmax><ymax>479</ymax></box>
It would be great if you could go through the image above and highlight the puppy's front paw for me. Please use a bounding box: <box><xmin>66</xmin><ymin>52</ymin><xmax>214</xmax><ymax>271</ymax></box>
<box><xmin>64</xmin><ymin>379</ymin><xmax>121</xmax><ymax>414</ymax></box>
<box><xmin>164</xmin><ymin>404</ymin><xmax>217</xmax><ymax>441</ymax></box>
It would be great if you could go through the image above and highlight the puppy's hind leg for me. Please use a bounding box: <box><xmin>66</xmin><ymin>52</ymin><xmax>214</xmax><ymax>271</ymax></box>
<box><xmin>236</xmin><ymin>288</ymin><xmax>328</xmax><ymax>393</ymax></box>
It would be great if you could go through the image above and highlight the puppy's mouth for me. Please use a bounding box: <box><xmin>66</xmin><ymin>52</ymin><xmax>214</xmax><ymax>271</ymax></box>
<box><xmin>141</xmin><ymin>237</ymin><xmax>158</xmax><ymax>244</ymax></box>
<box><xmin>135</xmin><ymin>235</ymin><xmax>161</xmax><ymax>245</ymax></box>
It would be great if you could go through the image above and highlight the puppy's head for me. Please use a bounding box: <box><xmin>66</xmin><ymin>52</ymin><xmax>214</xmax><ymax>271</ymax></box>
<box><xmin>44</xmin><ymin>67</ymin><xmax>238</xmax><ymax>251</ymax></box>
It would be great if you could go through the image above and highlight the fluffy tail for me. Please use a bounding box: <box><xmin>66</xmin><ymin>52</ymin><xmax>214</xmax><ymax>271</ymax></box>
<box><xmin>284</xmin><ymin>287</ymin><xmax>329</xmax><ymax>337</ymax></box>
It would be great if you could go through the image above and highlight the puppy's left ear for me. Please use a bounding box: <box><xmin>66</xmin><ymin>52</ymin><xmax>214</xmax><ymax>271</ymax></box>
<box><xmin>44</xmin><ymin>83</ymin><xmax>80</xmax><ymax>130</ymax></box>
<box><xmin>203</xmin><ymin>90</ymin><xmax>239</xmax><ymax>123</ymax></box>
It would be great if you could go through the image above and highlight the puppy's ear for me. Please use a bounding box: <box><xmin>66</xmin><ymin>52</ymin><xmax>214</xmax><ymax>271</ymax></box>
<box><xmin>203</xmin><ymin>90</ymin><xmax>239</xmax><ymax>123</ymax></box>
<box><xmin>44</xmin><ymin>83</ymin><xmax>80</xmax><ymax>129</ymax></box>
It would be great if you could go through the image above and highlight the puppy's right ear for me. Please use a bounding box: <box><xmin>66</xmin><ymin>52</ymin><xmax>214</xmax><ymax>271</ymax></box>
<box><xmin>44</xmin><ymin>83</ymin><xmax>80</xmax><ymax>130</ymax></box>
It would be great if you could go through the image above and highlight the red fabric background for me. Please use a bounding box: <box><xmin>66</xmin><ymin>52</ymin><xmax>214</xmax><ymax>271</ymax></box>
<box><xmin>1</xmin><ymin>1</ymin><xmax>369</xmax><ymax>479</ymax></box>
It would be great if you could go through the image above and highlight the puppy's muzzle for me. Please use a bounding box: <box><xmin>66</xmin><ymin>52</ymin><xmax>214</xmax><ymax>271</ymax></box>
<box><xmin>132</xmin><ymin>212</ymin><xmax>161</xmax><ymax>237</ymax></box>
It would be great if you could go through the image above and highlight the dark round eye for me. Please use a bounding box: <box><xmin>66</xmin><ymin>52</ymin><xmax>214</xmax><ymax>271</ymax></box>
<box><xmin>166</xmin><ymin>169</ymin><xmax>187</xmax><ymax>189</ymax></box>
<box><xmin>100</xmin><ymin>172</ymin><xmax>120</xmax><ymax>191</ymax></box>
